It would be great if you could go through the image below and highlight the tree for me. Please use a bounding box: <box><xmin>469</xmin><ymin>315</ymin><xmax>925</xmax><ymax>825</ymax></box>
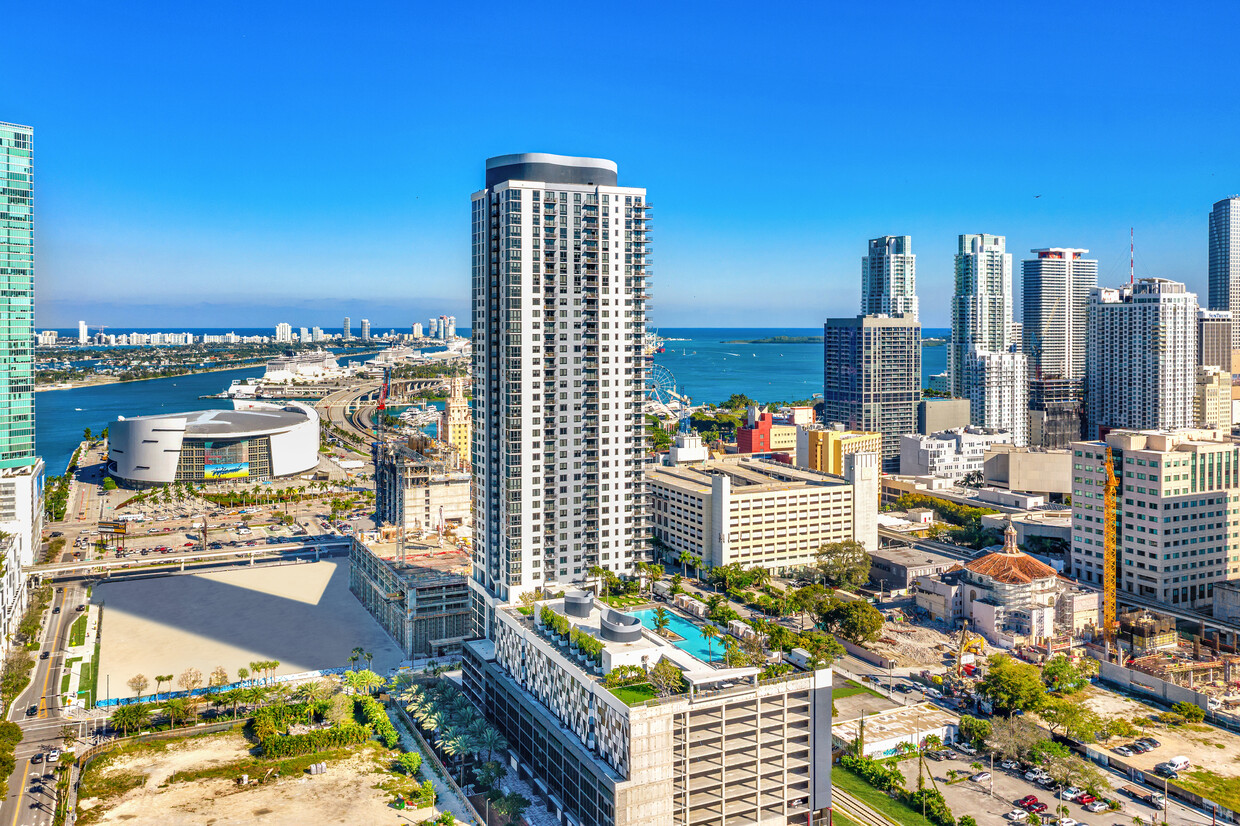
<box><xmin>649</xmin><ymin>658</ymin><xmax>687</xmax><ymax>698</ymax></box>
<box><xmin>653</xmin><ymin>607</ymin><xmax>671</xmax><ymax>638</ymax></box>
<box><xmin>153</xmin><ymin>673</ymin><xmax>173</xmax><ymax>698</ymax></box>
<box><xmin>1042</xmin><ymin>654</ymin><xmax>1094</xmax><ymax>694</ymax></box>
<box><xmin>60</xmin><ymin>725</ymin><xmax>77</xmax><ymax>749</ymax></box>
<box><xmin>127</xmin><ymin>673</ymin><xmax>149</xmax><ymax>699</ymax></box>
<box><xmin>959</xmin><ymin>714</ymin><xmax>992</xmax><ymax>747</ymax></box>
<box><xmin>977</xmin><ymin>654</ymin><xmax>1046</xmax><ymax>713</ymax></box>
<box><xmin>110</xmin><ymin>702</ymin><xmax>151</xmax><ymax>736</ymax></box>
<box><xmin>814</xmin><ymin>540</ymin><xmax>872</xmax><ymax>590</ymax></box>
<box><xmin>987</xmin><ymin>714</ymin><xmax>1042</xmax><ymax>762</ymax></box>
<box><xmin>348</xmin><ymin>646</ymin><xmax>364</xmax><ymax>672</ymax></box>
<box><xmin>1172</xmin><ymin>701</ymin><xmax>1206</xmax><ymax>723</ymax></box>
<box><xmin>295</xmin><ymin>679</ymin><xmax>330</xmax><ymax>704</ymax></box>
<box><xmin>476</xmin><ymin>727</ymin><xmax>507</xmax><ymax>763</ymax></box>
<box><xmin>493</xmin><ymin>791</ymin><xmax>531</xmax><ymax>826</ymax></box>
<box><xmin>827</xmin><ymin>600</ymin><xmax>884</xmax><ymax>645</ymax></box>
<box><xmin>83</xmin><ymin>427</ymin><xmax>92</xmax><ymax>442</ymax></box>
<box><xmin>209</xmin><ymin>666</ymin><xmax>230</xmax><ymax>688</ymax></box>
<box><xmin>177</xmin><ymin>667</ymin><xmax>203</xmax><ymax>698</ymax></box>
<box><xmin>800</xmin><ymin>630</ymin><xmax>845</xmax><ymax>668</ymax></box>
<box><xmin>1040</xmin><ymin>696</ymin><xmax>1104</xmax><ymax>742</ymax></box>
<box><xmin>1043</xmin><ymin>748</ymin><xmax>1110</xmax><ymax>796</ymax></box>
<box><xmin>236</xmin><ymin>667</ymin><xmax>249</xmax><ymax>685</ymax></box>
<box><xmin>161</xmin><ymin>697</ymin><xmax>193</xmax><ymax>727</ymax></box>
<box><xmin>699</xmin><ymin>624</ymin><xmax>719</xmax><ymax>660</ymax></box>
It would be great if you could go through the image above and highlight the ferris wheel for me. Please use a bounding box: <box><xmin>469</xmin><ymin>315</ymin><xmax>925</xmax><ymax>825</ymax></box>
<box><xmin>646</xmin><ymin>363</ymin><xmax>678</xmax><ymax>406</ymax></box>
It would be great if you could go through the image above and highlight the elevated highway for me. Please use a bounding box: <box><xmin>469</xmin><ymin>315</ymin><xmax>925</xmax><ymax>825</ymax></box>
<box><xmin>27</xmin><ymin>539</ymin><xmax>351</xmax><ymax>580</ymax></box>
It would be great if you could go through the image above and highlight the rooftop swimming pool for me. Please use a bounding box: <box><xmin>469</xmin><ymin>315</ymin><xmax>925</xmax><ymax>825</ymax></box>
<box><xmin>628</xmin><ymin>608</ymin><xmax>720</xmax><ymax>662</ymax></box>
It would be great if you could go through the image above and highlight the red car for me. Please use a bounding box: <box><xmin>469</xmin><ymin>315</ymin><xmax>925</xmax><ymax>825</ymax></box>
<box><xmin>1016</xmin><ymin>796</ymin><xmax>1039</xmax><ymax>809</ymax></box>
<box><xmin>1076</xmin><ymin>793</ymin><xmax>1096</xmax><ymax>805</ymax></box>
<box><xmin>1026</xmin><ymin>802</ymin><xmax>1047</xmax><ymax>815</ymax></box>
<box><xmin>183</xmin><ymin>542</ymin><xmax>194</xmax><ymax>547</ymax></box>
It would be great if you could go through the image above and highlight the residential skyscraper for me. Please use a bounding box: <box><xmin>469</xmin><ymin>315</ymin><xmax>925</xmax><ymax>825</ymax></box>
<box><xmin>469</xmin><ymin>152</ymin><xmax>649</xmax><ymax>618</ymax></box>
<box><xmin>360</xmin><ymin>318</ymin><xmax>371</xmax><ymax>341</ymax></box>
<box><xmin>0</xmin><ymin>122</ymin><xmax>44</xmax><ymax>644</ymax></box>
<box><xmin>77</xmin><ymin>320</ymin><xmax>87</xmax><ymax>344</ymax></box>
<box><xmin>824</xmin><ymin>314</ymin><xmax>921</xmax><ymax>472</ymax></box>
<box><xmin>298</xmin><ymin>326</ymin><xmax>309</xmax><ymax>342</ymax></box>
<box><xmin>1208</xmin><ymin>196</ymin><xmax>1240</xmax><ymax>350</ymax></box>
<box><xmin>428</xmin><ymin>317</ymin><xmax>438</xmax><ymax>339</ymax></box>
<box><xmin>950</xmin><ymin>234</ymin><xmax>1013</xmax><ymax>396</ymax></box>
<box><xmin>274</xmin><ymin>322</ymin><xmax>292</xmax><ymax>342</ymax></box>
<box><xmin>965</xmin><ymin>349</ymin><xmax>1028</xmax><ymax>446</ymax></box>
<box><xmin>342</xmin><ymin>316</ymin><xmax>351</xmax><ymax>339</ymax></box>
<box><xmin>861</xmin><ymin>235</ymin><xmax>917</xmax><ymax>321</ymax></box>
<box><xmin>412</xmin><ymin>322</ymin><xmax>423</xmax><ymax>338</ymax></box>
<box><xmin>1086</xmin><ymin>278</ymin><xmax>1197</xmax><ymax>437</ymax></box>
<box><xmin>1021</xmin><ymin>248</ymin><xmax>1097</xmax><ymax>381</ymax></box>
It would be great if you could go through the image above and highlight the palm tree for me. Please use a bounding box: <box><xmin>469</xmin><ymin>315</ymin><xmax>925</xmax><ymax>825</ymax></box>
<box><xmin>161</xmin><ymin>697</ymin><xmax>193</xmax><ymax>727</ymax></box>
<box><xmin>749</xmin><ymin>566</ymin><xmax>771</xmax><ymax>591</ymax></box>
<box><xmin>440</xmin><ymin>733</ymin><xmax>471</xmax><ymax>785</ymax></box>
<box><xmin>295</xmin><ymin>680</ymin><xmax>330</xmax><ymax>704</ymax></box>
<box><xmin>363</xmin><ymin>650</ymin><xmax>373</xmax><ymax>672</ymax></box>
<box><xmin>348</xmin><ymin>646</ymin><xmax>363</xmax><ymax>672</ymax></box>
<box><xmin>154</xmin><ymin>673</ymin><xmax>173</xmax><ymax>698</ymax></box>
<box><xmin>243</xmin><ymin>685</ymin><xmax>267</xmax><ymax>711</ymax></box>
<box><xmin>700</xmin><ymin>624</ymin><xmax>719</xmax><ymax>661</ymax></box>
<box><xmin>653</xmin><ymin>607</ymin><xmax>671</xmax><ymax>638</ymax></box>
<box><xmin>111</xmin><ymin>702</ymin><xmax>152</xmax><ymax>736</ymax></box>
<box><xmin>357</xmin><ymin>670</ymin><xmax>384</xmax><ymax>696</ymax></box>
<box><xmin>494</xmin><ymin>791</ymin><xmax>530</xmax><ymax>826</ymax></box>
<box><xmin>477</xmin><ymin>727</ymin><xmax>507</xmax><ymax>763</ymax></box>
<box><xmin>678</xmin><ymin>551</ymin><xmax>693</xmax><ymax>577</ymax></box>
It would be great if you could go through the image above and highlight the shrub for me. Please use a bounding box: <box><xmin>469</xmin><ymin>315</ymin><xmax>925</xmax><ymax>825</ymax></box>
<box><xmin>397</xmin><ymin>752</ymin><xmax>422</xmax><ymax>775</ymax></box>
<box><xmin>1172</xmin><ymin>701</ymin><xmax>1206</xmax><ymax>723</ymax></box>
<box><xmin>260</xmin><ymin>722</ymin><xmax>369</xmax><ymax>758</ymax></box>
<box><xmin>1156</xmin><ymin>711</ymin><xmax>1186</xmax><ymax>726</ymax></box>
<box><xmin>252</xmin><ymin>702</ymin><xmax>320</xmax><ymax>740</ymax></box>
<box><xmin>356</xmin><ymin>696</ymin><xmax>400</xmax><ymax>748</ymax></box>
<box><xmin>604</xmin><ymin>665</ymin><xmax>646</xmax><ymax>688</ymax></box>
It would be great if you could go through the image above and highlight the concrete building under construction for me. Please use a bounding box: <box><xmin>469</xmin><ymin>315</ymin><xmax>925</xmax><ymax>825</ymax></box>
<box><xmin>373</xmin><ymin>436</ymin><xmax>471</xmax><ymax>537</ymax></box>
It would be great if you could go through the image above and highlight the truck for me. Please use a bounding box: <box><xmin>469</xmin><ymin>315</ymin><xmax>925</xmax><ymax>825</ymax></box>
<box><xmin>1120</xmin><ymin>785</ymin><xmax>1166</xmax><ymax>809</ymax></box>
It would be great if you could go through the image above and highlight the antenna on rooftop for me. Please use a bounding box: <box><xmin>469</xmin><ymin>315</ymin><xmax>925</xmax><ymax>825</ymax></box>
<box><xmin>1130</xmin><ymin>227</ymin><xmax>1134</xmax><ymax>286</ymax></box>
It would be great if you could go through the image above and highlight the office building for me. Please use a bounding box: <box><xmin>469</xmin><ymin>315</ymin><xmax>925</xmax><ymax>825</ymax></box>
<box><xmin>1086</xmin><ymin>278</ymin><xmax>1197</xmax><ymax>438</ymax></box>
<box><xmin>982</xmin><ymin>444</ymin><xmax>1072</xmax><ymax>498</ymax></box>
<box><xmin>917</xmin><ymin>398</ymin><xmax>971</xmax><ymax>435</ymax></box>
<box><xmin>1022</xmin><ymin>248</ymin><xmax>1096</xmax><ymax>382</ymax></box>
<box><xmin>412</xmin><ymin>322</ymin><xmax>423</xmax><ymax>338</ymax></box>
<box><xmin>0</xmin><ymin>123</ymin><xmax>43</xmax><ymax>650</ymax></box>
<box><xmin>951</xmin><ymin>234</ymin><xmax>1013</xmax><ymax>396</ymax></box>
<box><xmin>1070</xmin><ymin>428</ymin><xmax>1240</xmax><ymax>609</ymax></box>
<box><xmin>965</xmin><ymin>348</ymin><xmax>1029</xmax><ymax>447</ymax></box>
<box><xmin>823</xmin><ymin>314</ymin><xmax>921</xmax><ymax>472</ymax></box>
<box><xmin>795</xmin><ymin>424</ymin><xmax>882</xmax><ymax>475</ymax></box>
<box><xmin>437</xmin><ymin>376</ymin><xmax>471</xmax><ymax>464</ymax></box>
<box><xmin>360</xmin><ymin>318</ymin><xmax>371</xmax><ymax>341</ymax></box>
<box><xmin>77</xmin><ymin>320</ymin><xmax>87</xmax><ymax>344</ymax></box>
<box><xmin>1209</xmin><ymin>196</ymin><xmax>1240</xmax><ymax>350</ymax></box>
<box><xmin>342</xmin><ymin>316</ymin><xmax>351</xmax><ymax>339</ymax></box>
<box><xmin>1198</xmin><ymin>309</ymin><xmax>1232</xmax><ymax>371</ymax></box>
<box><xmin>736</xmin><ymin>406</ymin><xmax>797</xmax><ymax>456</ymax></box>
<box><xmin>649</xmin><ymin>456</ymin><xmax>879</xmax><ymax>572</ymax></box>
<box><xmin>899</xmin><ymin>426</ymin><xmax>1012</xmax><ymax>481</ymax></box>
<box><xmin>373</xmin><ymin>438</ymin><xmax>471</xmax><ymax>535</ymax></box>
<box><xmin>274</xmin><ymin>322</ymin><xmax>292</xmax><ymax>343</ymax></box>
<box><xmin>1196</xmin><ymin>366</ymin><xmax>1230</xmax><ymax>429</ymax></box>
<box><xmin>470</xmin><ymin>152</ymin><xmax>649</xmax><ymax>617</ymax></box>
<box><xmin>861</xmin><ymin>235</ymin><xmax>917</xmax><ymax>321</ymax></box>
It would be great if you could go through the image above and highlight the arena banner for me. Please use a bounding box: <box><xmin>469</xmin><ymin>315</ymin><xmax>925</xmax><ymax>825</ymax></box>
<box><xmin>205</xmin><ymin>461</ymin><xmax>249</xmax><ymax>479</ymax></box>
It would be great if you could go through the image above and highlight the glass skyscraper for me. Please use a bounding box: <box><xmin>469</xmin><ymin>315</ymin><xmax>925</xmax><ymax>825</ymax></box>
<box><xmin>0</xmin><ymin>123</ymin><xmax>34</xmax><ymax>468</ymax></box>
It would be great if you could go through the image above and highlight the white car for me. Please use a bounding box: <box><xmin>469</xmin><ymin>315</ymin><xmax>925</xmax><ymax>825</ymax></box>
<box><xmin>969</xmin><ymin>771</ymin><xmax>990</xmax><ymax>782</ymax></box>
<box><xmin>999</xmin><ymin>759</ymin><xmax>1019</xmax><ymax>770</ymax></box>
<box><xmin>46</xmin><ymin>749</ymin><xmax>60</xmax><ymax>762</ymax></box>
<box><xmin>1084</xmin><ymin>800</ymin><xmax>1108</xmax><ymax>812</ymax></box>
<box><xmin>1024</xmin><ymin>769</ymin><xmax>1046</xmax><ymax>781</ymax></box>
<box><xmin>1004</xmin><ymin>810</ymin><xmax>1027</xmax><ymax>821</ymax></box>
<box><xmin>1059</xmin><ymin>787</ymin><xmax>1081</xmax><ymax>800</ymax></box>
<box><xmin>1054</xmin><ymin>818</ymin><xmax>1078</xmax><ymax>826</ymax></box>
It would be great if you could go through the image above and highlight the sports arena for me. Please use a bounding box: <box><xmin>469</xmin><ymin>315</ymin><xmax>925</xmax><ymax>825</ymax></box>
<box><xmin>107</xmin><ymin>401</ymin><xmax>319</xmax><ymax>486</ymax></box>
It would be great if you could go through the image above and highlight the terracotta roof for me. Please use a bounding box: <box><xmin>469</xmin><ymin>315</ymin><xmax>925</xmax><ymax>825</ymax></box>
<box><xmin>964</xmin><ymin>550</ymin><xmax>1058</xmax><ymax>585</ymax></box>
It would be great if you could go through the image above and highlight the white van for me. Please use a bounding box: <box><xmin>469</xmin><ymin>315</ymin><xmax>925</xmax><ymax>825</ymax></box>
<box><xmin>1166</xmin><ymin>756</ymin><xmax>1191</xmax><ymax>771</ymax></box>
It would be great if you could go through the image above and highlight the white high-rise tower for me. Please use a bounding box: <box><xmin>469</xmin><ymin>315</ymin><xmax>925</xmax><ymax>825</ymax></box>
<box><xmin>1022</xmin><ymin>248</ymin><xmax>1097</xmax><ymax>381</ymax></box>
<box><xmin>1209</xmin><ymin>196</ymin><xmax>1240</xmax><ymax>350</ymax></box>
<box><xmin>951</xmin><ymin>233</ymin><xmax>1013</xmax><ymax>396</ymax></box>
<box><xmin>470</xmin><ymin>152</ymin><xmax>649</xmax><ymax>632</ymax></box>
<box><xmin>861</xmin><ymin>235</ymin><xmax>918</xmax><ymax>321</ymax></box>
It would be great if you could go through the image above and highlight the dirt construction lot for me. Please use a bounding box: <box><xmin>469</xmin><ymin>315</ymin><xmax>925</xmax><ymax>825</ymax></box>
<box><xmin>78</xmin><ymin>730</ymin><xmax>424</xmax><ymax>825</ymax></box>
<box><xmin>94</xmin><ymin>561</ymin><xmax>404</xmax><ymax>693</ymax></box>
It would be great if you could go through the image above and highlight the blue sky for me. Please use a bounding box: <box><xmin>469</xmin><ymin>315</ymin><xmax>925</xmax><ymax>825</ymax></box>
<box><xmin>9</xmin><ymin>1</ymin><xmax>1240</xmax><ymax>329</ymax></box>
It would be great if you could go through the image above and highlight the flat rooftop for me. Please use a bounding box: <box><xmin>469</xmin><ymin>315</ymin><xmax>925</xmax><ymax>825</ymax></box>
<box><xmin>833</xmin><ymin>702</ymin><xmax>959</xmax><ymax>744</ymax></box>
<box><xmin>119</xmin><ymin>406</ymin><xmax>312</xmax><ymax>437</ymax></box>
<box><xmin>354</xmin><ymin>539</ymin><xmax>471</xmax><ymax>586</ymax></box>
<box><xmin>870</xmin><ymin>545</ymin><xmax>960</xmax><ymax>567</ymax></box>
<box><xmin>649</xmin><ymin>458</ymin><xmax>848</xmax><ymax>495</ymax></box>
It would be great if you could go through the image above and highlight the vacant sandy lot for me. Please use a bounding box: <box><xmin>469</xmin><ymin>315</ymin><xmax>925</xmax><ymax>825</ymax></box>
<box><xmin>1080</xmin><ymin>687</ymin><xmax>1240</xmax><ymax>779</ymax></box>
<box><xmin>78</xmin><ymin>732</ymin><xmax>422</xmax><ymax>825</ymax></box>
<box><xmin>94</xmin><ymin>561</ymin><xmax>403</xmax><ymax>697</ymax></box>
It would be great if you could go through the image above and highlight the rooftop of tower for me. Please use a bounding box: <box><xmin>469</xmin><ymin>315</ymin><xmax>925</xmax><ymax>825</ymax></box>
<box><xmin>485</xmin><ymin>152</ymin><xmax>619</xmax><ymax>188</ymax></box>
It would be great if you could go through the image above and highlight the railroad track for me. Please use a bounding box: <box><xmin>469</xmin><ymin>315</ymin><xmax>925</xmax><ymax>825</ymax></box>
<box><xmin>831</xmin><ymin>786</ymin><xmax>896</xmax><ymax>826</ymax></box>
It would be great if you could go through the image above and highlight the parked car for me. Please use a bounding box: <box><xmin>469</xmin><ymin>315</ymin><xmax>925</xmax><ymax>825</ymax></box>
<box><xmin>1059</xmin><ymin>787</ymin><xmax>1081</xmax><ymax>800</ymax></box>
<box><xmin>1083</xmin><ymin>800</ymin><xmax>1108</xmax><ymax>813</ymax></box>
<box><xmin>894</xmin><ymin>683</ymin><xmax>914</xmax><ymax>693</ymax></box>
<box><xmin>1054</xmin><ymin>818</ymin><xmax>1078</xmax><ymax>826</ymax></box>
<box><xmin>1130</xmin><ymin>741</ymin><xmax>1151</xmax><ymax>754</ymax></box>
<box><xmin>1004</xmin><ymin>810</ymin><xmax>1027</xmax><ymax>822</ymax></box>
<box><xmin>999</xmin><ymin>759</ymin><xmax>1019</xmax><ymax>770</ymax></box>
<box><xmin>970</xmin><ymin>771</ymin><xmax>990</xmax><ymax>782</ymax></box>
<box><xmin>1137</xmin><ymin>737</ymin><xmax>1161</xmax><ymax>749</ymax></box>
<box><xmin>1026</xmin><ymin>802</ymin><xmax>1048</xmax><ymax>815</ymax></box>
<box><xmin>1016</xmin><ymin>795</ymin><xmax>1039</xmax><ymax>809</ymax></box>
<box><xmin>1114</xmin><ymin>745</ymin><xmax>1134</xmax><ymax>756</ymax></box>
<box><xmin>955</xmin><ymin>742</ymin><xmax>978</xmax><ymax>756</ymax></box>
<box><xmin>1153</xmin><ymin>764</ymin><xmax>1178</xmax><ymax>779</ymax></box>
<box><xmin>1024</xmin><ymin>769</ymin><xmax>1046</xmax><ymax>782</ymax></box>
<box><xmin>1075</xmin><ymin>793</ymin><xmax>1096</xmax><ymax>805</ymax></box>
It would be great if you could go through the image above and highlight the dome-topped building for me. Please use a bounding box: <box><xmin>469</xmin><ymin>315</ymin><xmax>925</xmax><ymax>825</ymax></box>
<box><xmin>957</xmin><ymin>519</ymin><xmax>1061</xmax><ymax>644</ymax></box>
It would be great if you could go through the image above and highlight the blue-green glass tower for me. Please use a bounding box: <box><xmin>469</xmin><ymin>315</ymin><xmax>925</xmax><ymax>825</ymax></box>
<box><xmin>0</xmin><ymin>123</ymin><xmax>34</xmax><ymax>468</ymax></box>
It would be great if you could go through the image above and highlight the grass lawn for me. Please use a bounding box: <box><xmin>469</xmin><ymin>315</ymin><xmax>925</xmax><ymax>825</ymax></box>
<box><xmin>832</xmin><ymin>679</ymin><xmax>886</xmax><ymax>701</ymax></box>
<box><xmin>600</xmin><ymin>594</ymin><xmax>647</xmax><ymax>609</ymax></box>
<box><xmin>1177</xmin><ymin>769</ymin><xmax>1240</xmax><ymax>813</ymax></box>
<box><xmin>61</xmin><ymin>657</ymin><xmax>81</xmax><ymax>694</ymax></box>
<box><xmin>609</xmin><ymin>683</ymin><xmax>658</xmax><ymax>706</ymax></box>
<box><xmin>831</xmin><ymin>810</ymin><xmax>863</xmax><ymax>826</ymax></box>
<box><xmin>832</xmin><ymin>766</ymin><xmax>939</xmax><ymax>826</ymax></box>
<box><xmin>69</xmin><ymin>614</ymin><xmax>88</xmax><ymax>647</ymax></box>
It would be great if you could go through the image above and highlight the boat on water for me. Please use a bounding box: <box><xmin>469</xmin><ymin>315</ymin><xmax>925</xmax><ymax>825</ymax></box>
<box><xmin>642</xmin><ymin>330</ymin><xmax>664</xmax><ymax>358</ymax></box>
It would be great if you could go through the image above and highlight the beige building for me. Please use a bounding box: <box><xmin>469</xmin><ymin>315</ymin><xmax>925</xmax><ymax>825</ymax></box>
<box><xmin>373</xmin><ymin>438</ymin><xmax>471</xmax><ymax>536</ymax></box>
<box><xmin>795</xmin><ymin>424</ymin><xmax>882</xmax><ymax>475</ymax></box>
<box><xmin>983</xmin><ymin>444</ymin><xmax>1072</xmax><ymax>497</ymax></box>
<box><xmin>437</xmin><ymin>376</ymin><xmax>471</xmax><ymax>466</ymax></box>
<box><xmin>649</xmin><ymin>456</ymin><xmax>878</xmax><ymax>574</ymax></box>
<box><xmin>1195</xmin><ymin>366</ymin><xmax>1230</xmax><ymax>429</ymax></box>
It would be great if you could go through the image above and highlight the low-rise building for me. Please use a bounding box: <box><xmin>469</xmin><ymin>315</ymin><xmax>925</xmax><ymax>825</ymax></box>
<box><xmin>983</xmin><ymin>444</ymin><xmax>1072</xmax><ymax>498</ymax></box>
<box><xmin>462</xmin><ymin>592</ymin><xmax>833</xmax><ymax>826</ymax></box>
<box><xmin>1215</xmin><ymin>580</ymin><xmax>1240</xmax><ymax>625</ymax></box>
<box><xmin>348</xmin><ymin>536</ymin><xmax>471</xmax><ymax>658</ymax></box>
<box><xmin>832</xmin><ymin>703</ymin><xmax>958</xmax><ymax>758</ymax></box>
<box><xmin>900</xmin><ymin>427</ymin><xmax>1013</xmax><ymax>481</ymax></box>
<box><xmin>1196</xmin><ymin>366</ymin><xmax>1231</xmax><ymax>429</ymax></box>
<box><xmin>648</xmin><ymin>455</ymin><xmax>878</xmax><ymax>574</ymax></box>
<box><xmin>795</xmin><ymin>424</ymin><xmax>882</xmax><ymax>475</ymax></box>
<box><xmin>1055</xmin><ymin>586</ymin><xmax>1101</xmax><ymax>634</ymax></box>
<box><xmin>736</xmin><ymin>406</ymin><xmax>798</xmax><ymax>457</ymax></box>
<box><xmin>868</xmin><ymin>546</ymin><xmax>960</xmax><ymax>591</ymax></box>
<box><xmin>373</xmin><ymin>438</ymin><xmax>471</xmax><ymax>537</ymax></box>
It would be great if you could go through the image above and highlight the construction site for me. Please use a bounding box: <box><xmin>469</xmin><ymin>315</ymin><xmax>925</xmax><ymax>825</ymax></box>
<box><xmin>872</xmin><ymin>606</ymin><xmax>998</xmax><ymax>668</ymax></box>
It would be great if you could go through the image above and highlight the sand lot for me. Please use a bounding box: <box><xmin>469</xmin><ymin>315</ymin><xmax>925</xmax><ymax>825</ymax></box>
<box><xmin>78</xmin><ymin>731</ymin><xmax>421</xmax><ymax>825</ymax></box>
<box><xmin>94</xmin><ymin>561</ymin><xmax>403</xmax><ymax>696</ymax></box>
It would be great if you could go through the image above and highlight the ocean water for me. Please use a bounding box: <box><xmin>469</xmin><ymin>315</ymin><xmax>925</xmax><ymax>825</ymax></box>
<box><xmin>652</xmin><ymin>327</ymin><xmax>949</xmax><ymax>407</ymax></box>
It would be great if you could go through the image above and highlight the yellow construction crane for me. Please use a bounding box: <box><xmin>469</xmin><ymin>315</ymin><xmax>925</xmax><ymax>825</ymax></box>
<box><xmin>1103</xmin><ymin>446</ymin><xmax>1119</xmax><ymax>644</ymax></box>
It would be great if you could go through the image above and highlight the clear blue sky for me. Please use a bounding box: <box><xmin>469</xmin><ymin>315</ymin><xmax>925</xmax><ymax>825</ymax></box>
<box><xmin>8</xmin><ymin>1</ymin><xmax>1240</xmax><ymax>329</ymax></box>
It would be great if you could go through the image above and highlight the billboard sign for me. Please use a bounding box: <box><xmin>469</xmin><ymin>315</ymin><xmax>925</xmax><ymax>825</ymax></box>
<box><xmin>203</xmin><ymin>440</ymin><xmax>249</xmax><ymax>480</ymax></box>
<box><xmin>99</xmin><ymin>521</ymin><xmax>126</xmax><ymax>536</ymax></box>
